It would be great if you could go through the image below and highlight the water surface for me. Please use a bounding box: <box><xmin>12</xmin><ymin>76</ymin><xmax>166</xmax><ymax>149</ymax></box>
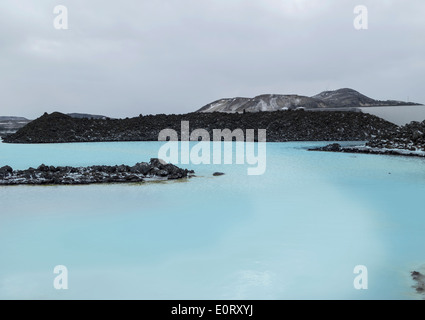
<box><xmin>360</xmin><ymin>105</ymin><xmax>425</xmax><ymax>126</ymax></box>
<box><xmin>0</xmin><ymin>141</ymin><xmax>424</xmax><ymax>299</ymax></box>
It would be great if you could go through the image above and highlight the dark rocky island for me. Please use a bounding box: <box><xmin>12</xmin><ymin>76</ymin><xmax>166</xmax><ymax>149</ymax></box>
<box><xmin>0</xmin><ymin>158</ymin><xmax>194</xmax><ymax>185</ymax></box>
<box><xmin>310</xmin><ymin>120</ymin><xmax>425</xmax><ymax>157</ymax></box>
<box><xmin>2</xmin><ymin>110</ymin><xmax>398</xmax><ymax>143</ymax></box>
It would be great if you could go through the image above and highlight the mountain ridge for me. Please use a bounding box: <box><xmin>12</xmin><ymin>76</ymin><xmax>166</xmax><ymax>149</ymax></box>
<box><xmin>197</xmin><ymin>88</ymin><xmax>421</xmax><ymax>113</ymax></box>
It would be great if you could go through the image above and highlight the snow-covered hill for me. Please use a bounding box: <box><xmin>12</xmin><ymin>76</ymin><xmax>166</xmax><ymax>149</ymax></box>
<box><xmin>197</xmin><ymin>88</ymin><xmax>421</xmax><ymax>113</ymax></box>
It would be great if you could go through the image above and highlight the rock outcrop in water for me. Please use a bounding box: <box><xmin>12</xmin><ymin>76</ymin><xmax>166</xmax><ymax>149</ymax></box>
<box><xmin>197</xmin><ymin>88</ymin><xmax>421</xmax><ymax>113</ymax></box>
<box><xmin>2</xmin><ymin>110</ymin><xmax>398</xmax><ymax>143</ymax></box>
<box><xmin>0</xmin><ymin>159</ymin><xmax>194</xmax><ymax>185</ymax></box>
<box><xmin>309</xmin><ymin>143</ymin><xmax>425</xmax><ymax>158</ymax></box>
<box><xmin>310</xmin><ymin>120</ymin><xmax>425</xmax><ymax>157</ymax></box>
<box><xmin>366</xmin><ymin>120</ymin><xmax>425</xmax><ymax>151</ymax></box>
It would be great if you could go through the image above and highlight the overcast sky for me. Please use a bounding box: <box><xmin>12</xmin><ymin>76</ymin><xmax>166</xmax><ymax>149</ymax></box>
<box><xmin>0</xmin><ymin>0</ymin><xmax>424</xmax><ymax>119</ymax></box>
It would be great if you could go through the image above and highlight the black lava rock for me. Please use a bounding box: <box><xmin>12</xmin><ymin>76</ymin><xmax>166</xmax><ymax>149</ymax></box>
<box><xmin>367</xmin><ymin>120</ymin><xmax>425</xmax><ymax>151</ymax></box>
<box><xmin>2</xmin><ymin>111</ymin><xmax>398</xmax><ymax>144</ymax></box>
<box><xmin>0</xmin><ymin>159</ymin><xmax>193</xmax><ymax>185</ymax></box>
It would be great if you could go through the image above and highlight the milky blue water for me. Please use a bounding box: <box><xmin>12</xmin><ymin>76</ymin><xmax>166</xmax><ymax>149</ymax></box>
<box><xmin>0</xmin><ymin>141</ymin><xmax>424</xmax><ymax>300</ymax></box>
<box><xmin>360</xmin><ymin>105</ymin><xmax>425</xmax><ymax>126</ymax></box>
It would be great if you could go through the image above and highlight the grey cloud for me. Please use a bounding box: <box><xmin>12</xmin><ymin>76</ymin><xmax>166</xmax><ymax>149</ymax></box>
<box><xmin>0</xmin><ymin>0</ymin><xmax>424</xmax><ymax>119</ymax></box>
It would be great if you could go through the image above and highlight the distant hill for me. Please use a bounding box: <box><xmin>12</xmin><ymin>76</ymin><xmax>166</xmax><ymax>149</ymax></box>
<box><xmin>197</xmin><ymin>88</ymin><xmax>422</xmax><ymax>113</ymax></box>
<box><xmin>0</xmin><ymin>117</ymin><xmax>31</xmax><ymax>138</ymax></box>
<box><xmin>0</xmin><ymin>116</ymin><xmax>28</xmax><ymax>121</ymax></box>
<box><xmin>312</xmin><ymin>88</ymin><xmax>377</xmax><ymax>107</ymax></box>
<box><xmin>67</xmin><ymin>113</ymin><xmax>109</xmax><ymax>119</ymax></box>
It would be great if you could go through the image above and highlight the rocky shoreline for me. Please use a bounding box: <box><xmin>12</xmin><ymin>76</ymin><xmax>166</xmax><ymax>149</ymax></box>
<box><xmin>366</xmin><ymin>120</ymin><xmax>425</xmax><ymax>151</ymax></box>
<box><xmin>309</xmin><ymin>143</ymin><xmax>425</xmax><ymax>158</ymax></box>
<box><xmin>2</xmin><ymin>110</ymin><xmax>398</xmax><ymax>143</ymax></box>
<box><xmin>0</xmin><ymin>158</ymin><xmax>194</xmax><ymax>185</ymax></box>
<box><xmin>309</xmin><ymin>120</ymin><xmax>425</xmax><ymax>158</ymax></box>
<box><xmin>411</xmin><ymin>271</ymin><xmax>425</xmax><ymax>297</ymax></box>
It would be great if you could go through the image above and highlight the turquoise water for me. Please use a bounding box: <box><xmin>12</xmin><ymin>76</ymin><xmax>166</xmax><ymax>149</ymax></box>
<box><xmin>0</xmin><ymin>141</ymin><xmax>424</xmax><ymax>299</ymax></box>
